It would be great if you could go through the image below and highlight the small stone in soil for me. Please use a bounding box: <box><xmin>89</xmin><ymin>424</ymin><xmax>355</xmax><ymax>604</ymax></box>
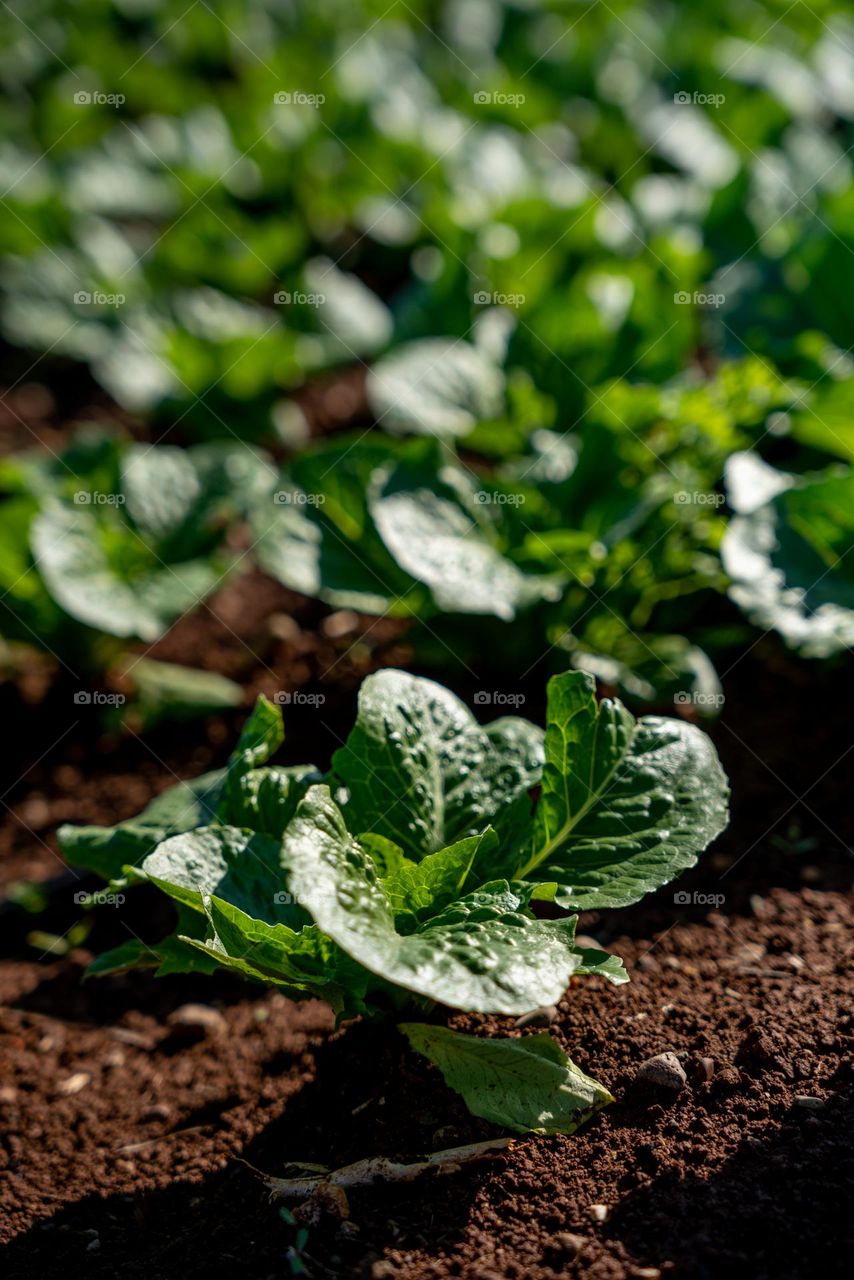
<box><xmin>166</xmin><ymin>1004</ymin><xmax>227</xmax><ymax>1035</ymax></box>
<box><xmin>514</xmin><ymin>1005</ymin><xmax>558</xmax><ymax>1028</ymax></box>
<box><xmin>794</xmin><ymin>1095</ymin><xmax>826</xmax><ymax>1110</ymax></box>
<box><xmin>636</xmin><ymin>1053</ymin><xmax>687</xmax><ymax>1092</ymax></box>
<box><xmin>551</xmin><ymin>1232</ymin><xmax>585</xmax><ymax>1259</ymax></box>
<box><xmin>589</xmin><ymin>1204</ymin><xmax>610</xmax><ymax>1223</ymax></box>
<box><xmin>57</xmin><ymin>1072</ymin><xmax>91</xmax><ymax>1096</ymax></box>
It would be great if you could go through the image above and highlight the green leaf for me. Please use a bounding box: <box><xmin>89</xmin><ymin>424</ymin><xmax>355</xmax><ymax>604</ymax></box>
<box><xmin>283</xmin><ymin>786</ymin><xmax>584</xmax><ymax>1014</ymax></box>
<box><xmin>368</xmin><ymin>454</ymin><xmax>552</xmax><ymax>621</ymax></box>
<box><xmin>367</xmin><ymin>338</ymin><xmax>504</xmax><ymax>438</ymax></box>
<box><xmin>517</xmin><ymin>671</ymin><xmax>729</xmax><ymax>909</ymax></box>
<box><xmin>142</xmin><ymin>824</ymin><xmax>306</xmax><ymax>928</ymax></box>
<box><xmin>400</xmin><ymin>1023</ymin><xmax>613</xmax><ymax>1134</ymax></box>
<box><xmin>178</xmin><ymin>894</ymin><xmax>372</xmax><ymax>1015</ymax></box>
<box><xmin>382</xmin><ymin>830</ymin><xmax>494</xmax><ymax>927</ymax></box>
<box><xmin>225</xmin><ymin>765</ymin><xmax>323</xmax><ymax>839</ymax></box>
<box><xmin>252</xmin><ymin>440</ymin><xmax>422</xmax><ymax>616</ymax></box>
<box><xmin>331</xmin><ymin>670</ymin><xmax>543</xmax><ymax>860</ymax></box>
<box><xmin>31</xmin><ymin>502</ymin><xmax>225</xmax><ymax>642</ymax></box>
<box><xmin>124</xmin><ymin>658</ymin><xmax>243</xmax><ymax>728</ymax></box>
<box><xmin>57</xmin><ymin>768</ymin><xmax>225</xmax><ymax>879</ymax></box>
<box><xmin>216</xmin><ymin>695</ymin><xmax>284</xmax><ymax>819</ymax></box>
<box><xmin>723</xmin><ymin>453</ymin><xmax>854</xmax><ymax>657</ymax></box>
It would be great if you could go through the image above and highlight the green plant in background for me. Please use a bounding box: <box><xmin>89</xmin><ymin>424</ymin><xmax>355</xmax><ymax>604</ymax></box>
<box><xmin>0</xmin><ymin>427</ymin><xmax>274</xmax><ymax>715</ymax></box>
<box><xmin>253</xmin><ymin>349</ymin><xmax>854</xmax><ymax>701</ymax></box>
<box><xmin>1</xmin><ymin>1</ymin><xmax>852</xmax><ymax>434</ymax></box>
<box><xmin>59</xmin><ymin>671</ymin><xmax>729</xmax><ymax>1132</ymax></box>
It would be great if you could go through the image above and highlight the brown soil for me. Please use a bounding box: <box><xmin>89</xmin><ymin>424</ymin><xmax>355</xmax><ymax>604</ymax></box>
<box><xmin>0</xmin><ymin>886</ymin><xmax>850</xmax><ymax>1279</ymax></box>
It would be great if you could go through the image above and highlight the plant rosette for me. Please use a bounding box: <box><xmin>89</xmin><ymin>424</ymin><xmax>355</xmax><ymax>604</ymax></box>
<box><xmin>60</xmin><ymin>669</ymin><xmax>729</xmax><ymax>1135</ymax></box>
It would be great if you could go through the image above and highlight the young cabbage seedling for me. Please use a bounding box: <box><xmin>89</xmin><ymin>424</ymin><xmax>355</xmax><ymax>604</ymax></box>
<box><xmin>60</xmin><ymin>670</ymin><xmax>729</xmax><ymax>1134</ymax></box>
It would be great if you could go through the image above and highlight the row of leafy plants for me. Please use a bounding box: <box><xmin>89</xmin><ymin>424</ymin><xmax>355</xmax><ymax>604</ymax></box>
<box><xmin>2</xmin><ymin>340</ymin><xmax>851</xmax><ymax>718</ymax></box>
<box><xmin>1</xmin><ymin>0</ymin><xmax>852</xmax><ymax>433</ymax></box>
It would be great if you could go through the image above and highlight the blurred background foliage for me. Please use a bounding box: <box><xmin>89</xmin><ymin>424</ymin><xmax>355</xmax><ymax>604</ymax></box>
<box><xmin>1</xmin><ymin>0</ymin><xmax>852</xmax><ymax>437</ymax></box>
<box><xmin>0</xmin><ymin>0</ymin><xmax>853</xmax><ymax>717</ymax></box>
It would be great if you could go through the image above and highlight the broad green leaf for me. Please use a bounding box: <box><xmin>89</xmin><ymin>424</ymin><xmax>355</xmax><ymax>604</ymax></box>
<box><xmin>400</xmin><ymin>1023</ymin><xmax>613</xmax><ymax>1134</ymax></box>
<box><xmin>723</xmin><ymin>453</ymin><xmax>854</xmax><ymax>657</ymax></box>
<box><xmin>32</xmin><ymin>503</ymin><xmax>166</xmax><ymax>642</ymax></box>
<box><xmin>367</xmin><ymin>338</ymin><xmax>504</xmax><ymax>438</ymax></box>
<box><xmin>58</xmin><ymin>768</ymin><xmax>225</xmax><ymax>879</ymax></box>
<box><xmin>225</xmin><ymin>765</ymin><xmax>323</xmax><ymax>839</ymax></box>
<box><xmin>216</xmin><ymin>695</ymin><xmax>284</xmax><ymax>818</ymax></box>
<box><xmin>142</xmin><ymin>824</ymin><xmax>306</xmax><ymax>929</ymax></box>
<box><xmin>31</xmin><ymin>502</ymin><xmax>225</xmax><ymax>642</ymax></box>
<box><xmin>369</xmin><ymin>456</ymin><xmax>552</xmax><ymax>621</ymax></box>
<box><xmin>517</xmin><ymin>671</ymin><xmax>729</xmax><ymax>909</ymax></box>
<box><xmin>253</xmin><ymin>490</ymin><xmax>411</xmax><ymax>615</ymax></box>
<box><xmin>125</xmin><ymin>658</ymin><xmax>243</xmax><ymax>727</ymax></box>
<box><xmin>331</xmin><ymin>670</ymin><xmax>544</xmax><ymax>860</ymax></box>
<box><xmin>179</xmin><ymin>894</ymin><xmax>373</xmax><ymax>1016</ymax></box>
<box><xmin>122</xmin><ymin>445</ymin><xmax>203</xmax><ymax>546</ymax></box>
<box><xmin>303</xmin><ymin>256</ymin><xmax>393</xmax><ymax>359</ymax></box>
<box><xmin>283</xmin><ymin>786</ymin><xmax>583</xmax><ymax>1014</ymax></box>
<box><xmin>382</xmin><ymin>830</ymin><xmax>495</xmax><ymax>927</ymax></box>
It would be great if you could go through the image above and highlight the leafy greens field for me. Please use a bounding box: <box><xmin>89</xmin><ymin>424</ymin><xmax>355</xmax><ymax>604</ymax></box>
<box><xmin>0</xmin><ymin>2</ymin><xmax>852</xmax><ymax>1265</ymax></box>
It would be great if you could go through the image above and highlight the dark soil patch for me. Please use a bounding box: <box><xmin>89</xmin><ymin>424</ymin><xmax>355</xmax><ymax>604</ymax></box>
<box><xmin>0</xmin><ymin>887</ymin><xmax>850</xmax><ymax>1279</ymax></box>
